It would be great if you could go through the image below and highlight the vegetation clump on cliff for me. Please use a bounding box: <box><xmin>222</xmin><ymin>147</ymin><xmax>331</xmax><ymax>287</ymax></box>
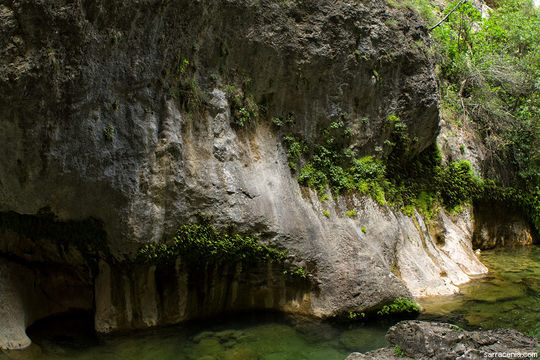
<box><xmin>281</xmin><ymin>0</ymin><xmax>539</xmax><ymax>234</ymax></box>
<box><xmin>281</xmin><ymin>112</ymin><xmax>484</xmax><ymax>217</ymax></box>
<box><xmin>0</xmin><ymin>210</ymin><xmax>109</xmax><ymax>260</ymax></box>
<box><xmin>138</xmin><ymin>223</ymin><xmax>286</xmax><ymax>267</ymax></box>
<box><xmin>347</xmin><ymin>297</ymin><xmax>420</xmax><ymax>321</ymax></box>
<box><xmin>376</xmin><ymin>297</ymin><xmax>421</xmax><ymax>316</ymax></box>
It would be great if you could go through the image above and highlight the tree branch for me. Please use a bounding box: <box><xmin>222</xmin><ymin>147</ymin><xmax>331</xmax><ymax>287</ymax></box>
<box><xmin>429</xmin><ymin>0</ymin><xmax>467</xmax><ymax>32</ymax></box>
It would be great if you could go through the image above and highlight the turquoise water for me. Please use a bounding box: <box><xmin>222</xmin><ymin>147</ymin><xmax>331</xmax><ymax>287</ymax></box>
<box><xmin>2</xmin><ymin>246</ymin><xmax>538</xmax><ymax>360</ymax></box>
<box><xmin>418</xmin><ymin>246</ymin><xmax>540</xmax><ymax>335</ymax></box>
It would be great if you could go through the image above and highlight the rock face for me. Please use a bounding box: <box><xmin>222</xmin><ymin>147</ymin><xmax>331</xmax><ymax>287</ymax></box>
<box><xmin>396</xmin><ymin>208</ymin><xmax>487</xmax><ymax>297</ymax></box>
<box><xmin>0</xmin><ymin>221</ymin><xmax>94</xmax><ymax>350</ymax></box>
<box><xmin>472</xmin><ymin>201</ymin><xmax>535</xmax><ymax>249</ymax></box>
<box><xmin>0</xmin><ymin>257</ymin><xmax>92</xmax><ymax>350</ymax></box>
<box><xmin>93</xmin><ymin>259</ymin><xmax>313</xmax><ymax>333</ymax></box>
<box><xmin>0</xmin><ymin>0</ymin><xmax>439</xmax><ymax>252</ymax></box>
<box><xmin>0</xmin><ymin>0</ymin><xmax>494</xmax><ymax>350</ymax></box>
<box><xmin>347</xmin><ymin>320</ymin><xmax>539</xmax><ymax>360</ymax></box>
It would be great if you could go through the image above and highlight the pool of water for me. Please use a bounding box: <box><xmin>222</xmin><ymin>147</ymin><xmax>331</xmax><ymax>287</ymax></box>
<box><xmin>3</xmin><ymin>312</ymin><xmax>390</xmax><ymax>360</ymax></box>
<box><xmin>418</xmin><ymin>246</ymin><xmax>540</xmax><ymax>336</ymax></box>
<box><xmin>2</xmin><ymin>246</ymin><xmax>538</xmax><ymax>360</ymax></box>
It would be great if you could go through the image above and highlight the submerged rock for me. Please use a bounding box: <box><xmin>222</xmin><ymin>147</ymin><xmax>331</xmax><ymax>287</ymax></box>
<box><xmin>190</xmin><ymin>338</ymin><xmax>224</xmax><ymax>359</ymax></box>
<box><xmin>340</xmin><ymin>328</ymin><xmax>388</xmax><ymax>352</ymax></box>
<box><xmin>222</xmin><ymin>347</ymin><xmax>259</xmax><ymax>360</ymax></box>
<box><xmin>346</xmin><ymin>320</ymin><xmax>539</xmax><ymax>360</ymax></box>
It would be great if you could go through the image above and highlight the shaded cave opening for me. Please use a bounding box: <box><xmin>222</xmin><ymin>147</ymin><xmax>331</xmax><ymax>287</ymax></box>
<box><xmin>26</xmin><ymin>310</ymin><xmax>99</xmax><ymax>351</ymax></box>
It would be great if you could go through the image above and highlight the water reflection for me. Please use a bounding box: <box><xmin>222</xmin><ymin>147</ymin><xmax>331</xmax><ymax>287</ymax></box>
<box><xmin>419</xmin><ymin>246</ymin><xmax>539</xmax><ymax>335</ymax></box>
<box><xmin>15</xmin><ymin>312</ymin><xmax>389</xmax><ymax>360</ymax></box>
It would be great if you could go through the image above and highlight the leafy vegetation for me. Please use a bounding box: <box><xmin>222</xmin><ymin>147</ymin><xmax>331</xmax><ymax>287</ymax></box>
<box><xmin>438</xmin><ymin>160</ymin><xmax>482</xmax><ymax>209</ymax></box>
<box><xmin>478</xmin><ymin>180</ymin><xmax>540</xmax><ymax>233</ymax></box>
<box><xmin>272</xmin><ymin>113</ymin><xmax>295</xmax><ymax>128</ymax></box>
<box><xmin>346</xmin><ymin>209</ymin><xmax>357</xmax><ymax>217</ymax></box>
<box><xmin>294</xmin><ymin>132</ymin><xmax>388</xmax><ymax>202</ymax></box>
<box><xmin>138</xmin><ymin>223</ymin><xmax>286</xmax><ymax>267</ymax></box>
<box><xmin>347</xmin><ymin>297</ymin><xmax>420</xmax><ymax>322</ymax></box>
<box><xmin>224</xmin><ymin>85</ymin><xmax>260</xmax><ymax>127</ymax></box>
<box><xmin>0</xmin><ymin>210</ymin><xmax>109</xmax><ymax>260</ymax></box>
<box><xmin>528</xmin><ymin>322</ymin><xmax>540</xmax><ymax>338</ymax></box>
<box><xmin>283</xmin><ymin>135</ymin><xmax>307</xmax><ymax>171</ymax></box>
<box><xmin>104</xmin><ymin>124</ymin><xmax>115</xmax><ymax>141</ymax></box>
<box><xmin>348</xmin><ymin>311</ymin><xmax>366</xmax><ymax>320</ymax></box>
<box><xmin>282</xmin><ymin>116</ymin><xmax>481</xmax><ymax>216</ymax></box>
<box><xmin>432</xmin><ymin>0</ymin><xmax>539</xmax><ymax>147</ymax></box>
<box><xmin>283</xmin><ymin>267</ymin><xmax>308</xmax><ymax>279</ymax></box>
<box><xmin>394</xmin><ymin>345</ymin><xmax>405</xmax><ymax>357</ymax></box>
<box><xmin>429</xmin><ymin>0</ymin><xmax>539</xmax><ymax>230</ymax></box>
<box><xmin>279</xmin><ymin>0</ymin><xmax>538</xmax><ymax>234</ymax></box>
<box><xmin>165</xmin><ymin>55</ymin><xmax>202</xmax><ymax>110</ymax></box>
<box><xmin>137</xmin><ymin>223</ymin><xmax>313</xmax><ymax>281</ymax></box>
<box><xmin>376</xmin><ymin>297</ymin><xmax>421</xmax><ymax>316</ymax></box>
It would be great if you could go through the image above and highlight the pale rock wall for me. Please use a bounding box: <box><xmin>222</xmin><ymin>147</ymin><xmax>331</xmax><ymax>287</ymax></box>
<box><xmin>396</xmin><ymin>209</ymin><xmax>487</xmax><ymax>297</ymax></box>
<box><xmin>0</xmin><ymin>260</ymin><xmax>33</xmax><ymax>350</ymax></box>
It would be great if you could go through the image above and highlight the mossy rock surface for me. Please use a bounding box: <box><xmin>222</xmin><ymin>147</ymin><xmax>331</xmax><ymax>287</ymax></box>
<box><xmin>222</xmin><ymin>347</ymin><xmax>259</xmax><ymax>360</ymax></box>
<box><xmin>190</xmin><ymin>338</ymin><xmax>223</xmax><ymax>359</ymax></box>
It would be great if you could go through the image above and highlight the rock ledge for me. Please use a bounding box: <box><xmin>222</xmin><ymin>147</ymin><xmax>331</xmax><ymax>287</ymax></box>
<box><xmin>347</xmin><ymin>320</ymin><xmax>539</xmax><ymax>360</ymax></box>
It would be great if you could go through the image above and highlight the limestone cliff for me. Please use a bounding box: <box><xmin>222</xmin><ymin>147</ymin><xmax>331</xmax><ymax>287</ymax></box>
<box><xmin>0</xmin><ymin>0</ymin><xmax>491</xmax><ymax>350</ymax></box>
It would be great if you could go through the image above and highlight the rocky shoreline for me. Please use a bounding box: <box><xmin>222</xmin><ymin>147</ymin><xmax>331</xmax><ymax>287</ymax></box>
<box><xmin>347</xmin><ymin>321</ymin><xmax>539</xmax><ymax>360</ymax></box>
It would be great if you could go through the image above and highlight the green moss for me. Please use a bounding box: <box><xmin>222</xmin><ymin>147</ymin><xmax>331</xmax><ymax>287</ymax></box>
<box><xmin>384</xmin><ymin>143</ymin><xmax>442</xmax><ymax>210</ymax></box>
<box><xmin>438</xmin><ymin>160</ymin><xmax>482</xmax><ymax>210</ymax></box>
<box><xmin>283</xmin><ymin>267</ymin><xmax>309</xmax><ymax>279</ymax></box>
<box><xmin>402</xmin><ymin>205</ymin><xmax>415</xmax><ymax>217</ymax></box>
<box><xmin>298</xmin><ymin>162</ymin><xmax>328</xmax><ymax>194</ymax></box>
<box><xmin>272</xmin><ymin>117</ymin><xmax>284</xmax><ymax>127</ymax></box>
<box><xmin>295</xmin><ymin>144</ymin><xmax>387</xmax><ymax>199</ymax></box>
<box><xmin>394</xmin><ymin>345</ymin><xmax>405</xmax><ymax>357</ymax></box>
<box><xmin>346</xmin><ymin>209</ymin><xmax>357</xmax><ymax>217</ymax></box>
